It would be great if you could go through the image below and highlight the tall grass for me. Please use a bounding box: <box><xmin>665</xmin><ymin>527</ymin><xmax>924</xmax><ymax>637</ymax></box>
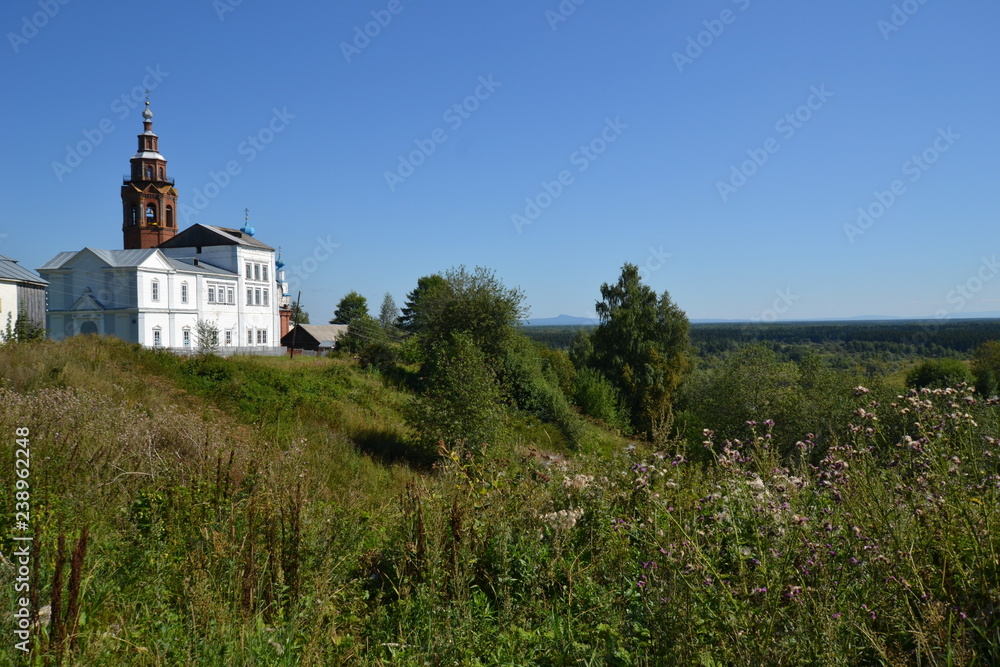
<box><xmin>1</xmin><ymin>337</ymin><xmax>998</xmax><ymax>664</ymax></box>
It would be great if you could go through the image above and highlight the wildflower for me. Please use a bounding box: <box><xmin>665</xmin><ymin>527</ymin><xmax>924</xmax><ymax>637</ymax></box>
<box><xmin>539</xmin><ymin>508</ymin><xmax>584</xmax><ymax>530</ymax></box>
<box><xmin>562</xmin><ymin>474</ymin><xmax>593</xmax><ymax>491</ymax></box>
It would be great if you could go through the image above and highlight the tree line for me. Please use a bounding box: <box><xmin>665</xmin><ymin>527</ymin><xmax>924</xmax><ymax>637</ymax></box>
<box><xmin>308</xmin><ymin>265</ymin><xmax>1000</xmax><ymax>455</ymax></box>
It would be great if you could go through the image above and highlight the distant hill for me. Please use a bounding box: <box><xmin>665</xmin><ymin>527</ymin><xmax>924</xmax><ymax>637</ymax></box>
<box><xmin>524</xmin><ymin>314</ymin><xmax>599</xmax><ymax>326</ymax></box>
<box><xmin>527</xmin><ymin>313</ymin><xmax>1000</xmax><ymax>328</ymax></box>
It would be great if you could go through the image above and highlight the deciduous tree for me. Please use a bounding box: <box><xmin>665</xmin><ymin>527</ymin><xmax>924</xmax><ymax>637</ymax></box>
<box><xmin>290</xmin><ymin>302</ymin><xmax>310</xmax><ymax>325</ymax></box>
<box><xmin>330</xmin><ymin>291</ymin><xmax>369</xmax><ymax>325</ymax></box>
<box><xmin>972</xmin><ymin>341</ymin><xmax>1000</xmax><ymax>397</ymax></box>
<box><xmin>406</xmin><ymin>332</ymin><xmax>507</xmax><ymax>454</ymax></box>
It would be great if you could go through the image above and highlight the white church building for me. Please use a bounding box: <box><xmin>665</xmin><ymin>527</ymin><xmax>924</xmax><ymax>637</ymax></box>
<box><xmin>38</xmin><ymin>100</ymin><xmax>291</xmax><ymax>351</ymax></box>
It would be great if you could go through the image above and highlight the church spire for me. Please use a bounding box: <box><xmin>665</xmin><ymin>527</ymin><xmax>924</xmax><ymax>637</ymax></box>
<box><xmin>122</xmin><ymin>95</ymin><xmax>178</xmax><ymax>249</ymax></box>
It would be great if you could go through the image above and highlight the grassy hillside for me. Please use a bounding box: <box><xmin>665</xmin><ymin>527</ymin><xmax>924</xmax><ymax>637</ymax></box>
<box><xmin>2</xmin><ymin>337</ymin><xmax>999</xmax><ymax>664</ymax></box>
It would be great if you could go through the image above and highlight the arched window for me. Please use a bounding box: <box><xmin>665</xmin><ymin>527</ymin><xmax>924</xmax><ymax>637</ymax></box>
<box><xmin>146</xmin><ymin>203</ymin><xmax>157</xmax><ymax>225</ymax></box>
<box><xmin>166</xmin><ymin>206</ymin><xmax>173</xmax><ymax>227</ymax></box>
<box><xmin>146</xmin><ymin>166</ymin><xmax>152</xmax><ymax>179</ymax></box>
<box><xmin>159</xmin><ymin>167</ymin><xmax>164</xmax><ymax>180</ymax></box>
<box><xmin>131</xmin><ymin>206</ymin><xmax>138</xmax><ymax>226</ymax></box>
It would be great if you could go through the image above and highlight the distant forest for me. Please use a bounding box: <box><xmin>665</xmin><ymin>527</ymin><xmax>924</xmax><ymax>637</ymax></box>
<box><xmin>525</xmin><ymin>319</ymin><xmax>1000</xmax><ymax>365</ymax></box>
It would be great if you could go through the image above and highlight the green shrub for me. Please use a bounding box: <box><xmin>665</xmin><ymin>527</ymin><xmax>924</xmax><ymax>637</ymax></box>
<box><xmin>905</xmin><ymin>358</ymin><xmax>971</xmax><ymax>389</ymax></box>
<box><xmin>574</xmin><ymin>367</ymin><xmax>628</xmax><ymax>430</ymax></box>
<box><xmin>339</xmin><ymin>313</ymin><xmax>386</xmax><ymax>353</ymax></box>
<box><xmin>972</xmin><ymin>341</ymin><xmax>1000</xmax><ymax>396</ymax></box>
<box><xmin>358</xmin><ymin>340</ymin><xmax>397</xmax><ymax>371</ymax></box>
<box><xmin>406</xmin><ymin>332</ymin><xmax>508</xmax><ymax>453</ymax></box>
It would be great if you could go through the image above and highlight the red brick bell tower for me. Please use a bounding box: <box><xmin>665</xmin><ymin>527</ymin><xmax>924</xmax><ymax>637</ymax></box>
<box><xmin>122</xmin><ymin>98</ymin><xmax>178</xmax><ymax>249</ymax></box>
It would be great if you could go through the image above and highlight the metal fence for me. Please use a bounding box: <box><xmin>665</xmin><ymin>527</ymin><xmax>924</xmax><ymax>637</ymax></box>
<box><xmin>165</xmin><ymin>346</ymin><xmax>296</xmax><ymax>357</ymax></box>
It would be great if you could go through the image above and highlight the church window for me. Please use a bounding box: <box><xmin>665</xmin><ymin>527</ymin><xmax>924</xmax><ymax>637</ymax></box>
<box><xmin>166</xmin><ymin>206</ymin><xmax>174</xmax><ymax>227</ymax></box>
<box><xmin>245</xmin><ymin>263</ymin><xmax>252</xmax><ymax>279</ymax></box>
<box><xmin>151</xmin><ymin>280</ymin><xmax>160</xmax><ymax>302</ymax></box>
<box><xmin>146</xmin><ymin>203</ymin><xmax>157</xmax><ymax>224</ymax></box>
<box><xmin>131</xmin><ymin>207</ymin><xmax>138</xmax><ymax>226</ymax></box>
<box><xmin>183</xmin><ymin>329</ymin><xmax>191</xmax><ymax>347</ymax></box>
<box><xmin>254</xmin><ymin>264</ymin><xmax>261</xmax><ymax>281</ymax></box>
<box><xmin>247</xmin><ymin>329</ymin><xmax>254</xmax><ymax>345</ymax></box>
<box><xmin>153</xmin><ymin>328</ymin><xmax>162</xmax><ymax>347</ymax></box>
<box><xmin>146</xmin><ymin>166</ymin><xmax>153</xmax><ymax>179</ymax></box>
<box><xmin>262</xmin><ymin>265</ymin><xmax>268</xmax><ymax>281</ymax></box>
<box><xmin>159</xmin><ymin>167</ymin><xmax>164</xmax><ymax>180</ymax></box>
<box><xmin>225</xmin><ymin>330</ymin><xmax>232</xmax><ymax>346</ymax></box>
<box><xmin>263</xmin><ymin>289</ymin><xmax>269</xmax><ymax>307</ymax></box>
<box><xmin>181</xmin><ymin>282</ymin><xmax>189</xmax><ymax>304</ymax></box>
<box><xmin>261</xmin><ymin>330</ymin><xmax>267</xmax><ymax>344</ymax></box>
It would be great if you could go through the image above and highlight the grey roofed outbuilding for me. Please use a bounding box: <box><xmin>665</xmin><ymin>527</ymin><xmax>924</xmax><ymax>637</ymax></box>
<box><xmin>0</xmin><ymin>255</ymin><xmax>48</xmax><ymax>285</ymax></box>
<box><xmin>281</xmin><ymin>324</ymin><xmax>349</xmax><ymax>350</ymax></box>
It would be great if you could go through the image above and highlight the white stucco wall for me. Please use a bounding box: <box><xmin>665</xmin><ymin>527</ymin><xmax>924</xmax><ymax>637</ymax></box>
<box><xmin>0</xmin><ymin>282</ymin><xmax>18</xmax><ymax>334</ymax></box>
<box><xmin>43</xmin><ymin>244</ymin><xmax>282</xmax><ymax>349</ymax></box>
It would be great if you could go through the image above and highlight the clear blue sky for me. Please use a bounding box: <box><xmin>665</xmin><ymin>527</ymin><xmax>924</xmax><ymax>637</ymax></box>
<box><xmin>2</xmin><ymin>0</ymin><xmax>998</xmax><ymax>323</ymax></box>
